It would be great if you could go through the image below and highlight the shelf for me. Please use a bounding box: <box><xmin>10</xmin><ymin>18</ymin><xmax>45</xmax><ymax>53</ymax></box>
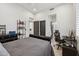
<box><xmin>0</xmin><ymin>25</ymin><xmax>6</xmax><ymax>35</ymax></box>
<box><xmin>17</xmin><ymin>20</ymin><xmax>26</xmax><ymax>39</ymax></box>
<box><xmin>0</xmin><ymin>28</ymin><xmax>5</xmax><ymax>29</ymax></box>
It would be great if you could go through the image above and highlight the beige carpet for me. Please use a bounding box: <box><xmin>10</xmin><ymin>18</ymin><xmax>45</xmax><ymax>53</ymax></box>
<box><xmin>51</xmin><ymin>39</ymin><xmax>62</xmax><ymax>56</ymax></box>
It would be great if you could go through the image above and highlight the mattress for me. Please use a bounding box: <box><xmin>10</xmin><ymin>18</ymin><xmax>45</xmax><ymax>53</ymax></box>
<box><xmin>3</xmin><ymin>37</ymin><xmax>52</xmax><ymax>56</ymax></box>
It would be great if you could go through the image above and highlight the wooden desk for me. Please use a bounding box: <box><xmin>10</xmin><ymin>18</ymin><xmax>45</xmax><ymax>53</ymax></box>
<box><xmin>61</xmin><ymin>39</ymin><xmax>78</xmax><ymax>56</ymax></box>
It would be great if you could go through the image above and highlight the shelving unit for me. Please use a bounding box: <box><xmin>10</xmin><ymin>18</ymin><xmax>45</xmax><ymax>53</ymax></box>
<box><xmin>0</xmin><ymin>25</ymin><xmax>6</xmax><ymax>35</ymax></box>
<box><xmin>17</xmin><ymin>20</ymin><xmax>26</xmax><ymax>39</ymax></box>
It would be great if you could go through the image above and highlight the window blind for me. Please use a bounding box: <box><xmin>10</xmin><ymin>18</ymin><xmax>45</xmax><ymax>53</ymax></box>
<box><xmin>76</xmin><ymin>4</ymin><xmax>79</xmax><ymax>36</ymax></box>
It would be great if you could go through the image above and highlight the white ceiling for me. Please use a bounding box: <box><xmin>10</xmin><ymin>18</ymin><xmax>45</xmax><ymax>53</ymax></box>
<box><xmin>19</xmin><ymin>3</ymin><xmax>63</xmax><ymax>14</ymax></box>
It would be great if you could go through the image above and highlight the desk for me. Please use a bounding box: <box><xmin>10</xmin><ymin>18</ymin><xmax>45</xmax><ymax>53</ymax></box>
<box><xmin>61</xmin><ymin>37</ymin><xmax>78</xmax><ymax>56</ymax></box>
<box><xmin>61</xmin><ymin>44</ymin><xmax>77</xmax><ymax>56</ymax></box>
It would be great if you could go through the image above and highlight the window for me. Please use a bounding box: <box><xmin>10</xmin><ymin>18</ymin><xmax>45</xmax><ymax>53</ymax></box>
<box><xmin>76</xmin><ymin>4</ymin><xmax>79</xmax><ymax>36</ymax></box>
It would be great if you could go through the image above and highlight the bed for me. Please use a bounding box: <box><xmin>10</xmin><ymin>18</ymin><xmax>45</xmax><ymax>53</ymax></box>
<box><xmin>3</xmin><ymin>37</ymin><xmax>54</xmax><ymax>56</ymax></box>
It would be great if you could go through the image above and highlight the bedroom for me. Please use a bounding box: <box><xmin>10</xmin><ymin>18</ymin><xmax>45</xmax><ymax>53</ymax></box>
<box><xmin>0</xmin><ymin>3</ymin><xmax>78</xmax><ymax>56</ymax></box>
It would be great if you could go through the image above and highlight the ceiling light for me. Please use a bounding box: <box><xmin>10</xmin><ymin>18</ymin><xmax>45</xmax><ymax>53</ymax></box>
<box><xmin>33</xmin><ymin>8</ymin><xmax>37</xmax><ymax>11</ymax></box>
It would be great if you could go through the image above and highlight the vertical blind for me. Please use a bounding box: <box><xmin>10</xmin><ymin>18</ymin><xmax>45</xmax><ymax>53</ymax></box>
<box><xmin>76</xmin><ymin>4</ymin><xmax>79</xmax><ymax>36</ymax></box>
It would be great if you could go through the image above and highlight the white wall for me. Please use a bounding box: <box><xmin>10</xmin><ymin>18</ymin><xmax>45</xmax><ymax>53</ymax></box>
<box><xmin>29</xmin><ymin>22</ymin><xmax>34</xmax><ymax>34</ymax></box>
<box><xmin>0</xmin><ymin>3</ymin><xmax>34</xmax><ymax>37</ymax></box>
<box><xmin>0</xmin><ymin>3</ymin><xmax>76</xmax><ymax>39</ymax></box>
<box><xmin>35</xmin><ymin>4</ymin><xmax>76</xmax><ymax>37</ymax></box>
<box><xmin>34</xmin><ymin>10</ymin><xmax>51</xmax><ymax>36</ymax></box>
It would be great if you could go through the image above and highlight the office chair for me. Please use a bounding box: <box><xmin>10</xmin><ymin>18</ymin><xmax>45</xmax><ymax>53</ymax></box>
<box><xmin>54</xmin><ymin>30</ymin><xmax>65</xmax><ymax>49</ymax></box>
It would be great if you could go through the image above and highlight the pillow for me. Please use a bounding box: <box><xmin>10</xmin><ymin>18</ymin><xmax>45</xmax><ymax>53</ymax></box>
<box><xmin>0</xmin><ymin>42</ymin><xmax>10</xmax><ymax>56</ymax></box>
<box><xmin>9</xmin><ymin>31</ymin><xmax>17</xmax><ymax>37</ymax></box>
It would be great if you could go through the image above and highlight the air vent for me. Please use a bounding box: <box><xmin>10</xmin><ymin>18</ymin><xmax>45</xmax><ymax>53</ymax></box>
<box><xmin>50</xmin><ymin>8</ymin><xmax>54</xmax><ymax>11</ymax></box>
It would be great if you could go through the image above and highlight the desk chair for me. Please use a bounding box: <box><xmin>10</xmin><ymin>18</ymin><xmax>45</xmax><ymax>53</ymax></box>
<box><xmin>54</xmin><ymin>30</ymin><xmax>65</xmax><ymax>49</ymax></box>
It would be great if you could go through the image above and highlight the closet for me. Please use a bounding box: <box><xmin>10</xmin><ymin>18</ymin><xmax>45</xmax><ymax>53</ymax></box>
<box><xmin>34</xmin><ymin>20</ymin><xmax>45</xmax><ymax>36</ymax></box>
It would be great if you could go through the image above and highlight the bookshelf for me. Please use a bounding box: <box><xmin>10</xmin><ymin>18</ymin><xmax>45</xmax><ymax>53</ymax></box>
<box><xmin>17</xmin><ymin>20</ymin><xmax>26</xmax><ymax>39</ymax></box>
